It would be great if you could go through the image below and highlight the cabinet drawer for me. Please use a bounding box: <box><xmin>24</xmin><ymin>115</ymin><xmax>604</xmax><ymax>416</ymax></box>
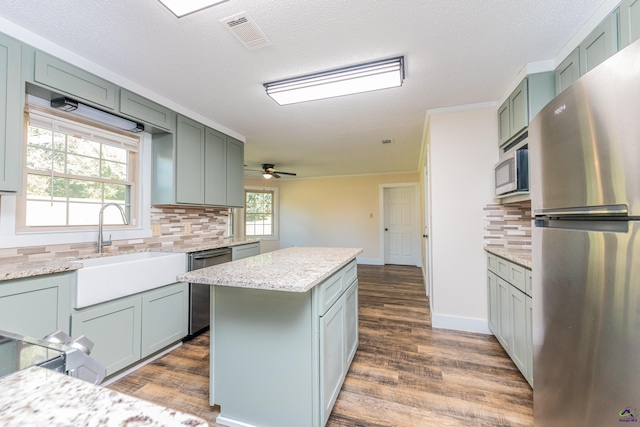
<box><xmin>120</xmin><ymin>89</ymin><xmax>173</xmax><ymax>131</ymax></box>
<box><xmin>509</xmin><ymin>263</ymin><xmax>526</xmax><ymax>293</ymax></box>
<box><xmin>496</xmin><ymin>257</ymin><xmax>510</xmax><ymax>281</ymax></box>
<box><xmin>487</xmin><ymin>253</ymin><xmax>497</xmax><ymax>273</ymax></box>
<box><xmin>525</xmin><ymin>269</ymin><xmax>532</xmax><ymax>297</ymax></box>
<box><xmin>34</xmin><ymin>51</ymin><xmax>117</xmax><ymax>110</ymax></box>
<box><xmin>343</xmin><ymin>259</ymin><xmax>357</xmax><ymax>286</ymax></box>
<box><xmin>318</xmin><ymin>273</ymin><xmax>344</xmax><ymax>315</ymax></box>
<box><xmin>232</xmin><ymin>243</ymin><xmax>260</xmax><ymax>261</ymax></box>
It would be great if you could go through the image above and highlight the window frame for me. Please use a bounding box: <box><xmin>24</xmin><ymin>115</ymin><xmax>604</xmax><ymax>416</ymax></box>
<box><xmin>17</xmin><ymin>106</ymin><xmax>140</xmax><ymax>232</ymax></box>
<box><xmin>243</xmin><ymin>186</ymin><xmax>278</xmax><ymax>240</ymax></box>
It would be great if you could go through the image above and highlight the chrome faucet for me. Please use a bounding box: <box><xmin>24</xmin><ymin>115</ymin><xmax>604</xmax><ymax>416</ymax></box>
<box><xmin>98</xmin><ymin>203</ymin><xmax>128</xmax><ymax>253</ymax></box>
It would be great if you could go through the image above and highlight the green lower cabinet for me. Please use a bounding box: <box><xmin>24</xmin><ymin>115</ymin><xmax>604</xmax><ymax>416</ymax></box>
<box><xmin>71</xmin><ymin>282</ymin><xmax>188</xmax><ymax>377</ymax></box>
<box><xmin>525</xmin><ymin>295</ymin><xmax>533</xmax><ymax>387</ymax></box>
<box><xmin>344</xmin><ymin>280</ymin><xmax>358</xmax><ymax>365</ymax></box>
<box><xmin>496</xmin><ymin>277</ymin><xmax>512</xmax><ymax>353</ymax></box>
<box><xmin>141</xmin><ymin>282</ymin><xmax>188</xmax><ymax>358</ymax></box>
<box><xmin>230</xmin><ymin>242</ymin><xmax>260</xmax><ymax>261</ymax></box>
<box><xmin>0</xmin><ymin>273</ymin><xmax>72</xmax><ymax>338</ymax></box>
<box><xmin>487</xmin><ymin>271</ymin><xmax>498</xmax><ymax>334</ymax></box>
<box><xmin>71</xmin><ymin>295</ymin><xmax>142</xmax><ymax>376</ymax></box>
<box><xmin>509</xmin><ymin>286</ymin><xmax>528</xmax><ymax>376</ymax></box>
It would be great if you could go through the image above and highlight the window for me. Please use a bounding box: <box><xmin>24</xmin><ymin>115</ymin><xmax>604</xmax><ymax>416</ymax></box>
<box><xmin>18</xmin><ymin>106</ymin><xmax>139</xmax><ymax>230</ymax></box>
<box><xmin>244</xmin><ymin>188</ymin><xmax>277</xmax><ymax>237</ymax></box>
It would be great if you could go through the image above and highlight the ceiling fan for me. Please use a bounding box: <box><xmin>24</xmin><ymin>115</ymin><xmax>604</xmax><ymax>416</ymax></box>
<box><xmin>259</xmin><ymin>164</ymin><xmax>297</xmax><ymax>179</ymax></box>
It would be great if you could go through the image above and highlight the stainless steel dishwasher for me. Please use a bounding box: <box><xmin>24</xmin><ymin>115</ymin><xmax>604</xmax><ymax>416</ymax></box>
<box><xmin>187</xmin><ymin>247</ymin><xmax>232</xmax><ymax>336</ymax></box>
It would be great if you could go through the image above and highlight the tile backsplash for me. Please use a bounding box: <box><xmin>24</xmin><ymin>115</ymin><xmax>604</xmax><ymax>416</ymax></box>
<box><xmin>483</xmin><ymin>200</ymin><xmax>532</xmax><ymax>251</ymax></box>
<box><xmin>0</xmin><ymin>206</ymin><xmax>230</xmax><ymax>264</ymax></box>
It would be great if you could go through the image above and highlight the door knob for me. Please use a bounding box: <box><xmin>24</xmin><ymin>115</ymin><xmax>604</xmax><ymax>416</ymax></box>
<box><xmin>385</xmin><ymin>228</ymin><xmax>388</xmax><ymax>231</ymax></box>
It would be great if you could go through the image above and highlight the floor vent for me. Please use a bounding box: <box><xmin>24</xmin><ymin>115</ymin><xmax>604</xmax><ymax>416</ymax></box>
<box><xmin>220</xmin><ymin>12</ymin><xmax>272</xmax><ymax>50</ymax></box>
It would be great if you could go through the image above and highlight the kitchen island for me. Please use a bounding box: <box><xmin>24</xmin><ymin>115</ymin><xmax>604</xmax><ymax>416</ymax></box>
<box><xmin>178</xmin><ymin>246</ymin><xmax>362</xmax><ymax>427</ymax></box>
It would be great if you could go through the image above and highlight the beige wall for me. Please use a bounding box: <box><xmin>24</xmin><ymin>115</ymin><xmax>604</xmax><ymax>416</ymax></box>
<box><xmin>427</xmin><ymin>107</ymin><xmax>498</xmax><ymax>333</ymax></box>
<box><xmin>276</xmin><ymin>173</ymin><xmax>419</xmax><ymax>263</ymax></box>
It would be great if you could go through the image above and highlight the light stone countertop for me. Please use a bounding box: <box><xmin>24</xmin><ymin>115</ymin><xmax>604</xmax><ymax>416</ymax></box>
<box><xmin>0</xmin><ymin>238</ymin><xmax>259</xmax><ymax>282</ymax></box>
<box><xmin>485</xmin><ymin>246</ymin><xmax>532</xmax><ymax>269</ymax></box>
<box><xmin>178</xmin><ymin>246</ymin><xmax>363</xmax><ymax>293</ymax></box>
<box><xmin>0</xmin><ymin>366</ymin><xmax>207</xmax><ymax>427</ymax></box>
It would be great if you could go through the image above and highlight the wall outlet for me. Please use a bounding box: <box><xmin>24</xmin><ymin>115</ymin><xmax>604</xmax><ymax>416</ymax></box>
<box><xmin>151</xmin><ymin>224</ymin><xmax>162</xmax><ymax>236</ymax></box>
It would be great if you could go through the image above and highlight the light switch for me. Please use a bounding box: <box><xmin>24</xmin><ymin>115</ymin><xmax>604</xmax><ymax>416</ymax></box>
<box><xmin>369</xmin><ymin>213</ymin><xmax>373</xmax><ymax>219</ymax></box>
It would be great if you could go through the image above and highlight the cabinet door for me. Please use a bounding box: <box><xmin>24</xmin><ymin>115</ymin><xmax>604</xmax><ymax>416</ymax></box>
<box><xmin>176</xmin><ymin>115</ymin><xmax>205</xmax><ymax>205</ymax></box>
<box><xmin>0</xmin><ymin>273</ymin><xmax>72</xmax><ymax>338</ymax></box>
<box><xmin>34</xmin><ymin>51</ymin><xmax>117</xmax><ymax>110</ymax></box>
<box><xmin>320</xmin><ymin>297</ymin><xmax>346</xmax><ymax>426</ymax></box>
<box><xmin>620</xmin><ymin>0</ymin><xmax>640</xmax><ymax>48</ymax></box>
<box><xmin>525</xmin><ymin>295</ymin><xmax>533</xmax><ymax>387</ymax></box>
<box><xmin>496</xmin><ymin>277</ymin><xmax>512</xmax><ymax>353</ymax></box>
<box><xmin>509</xmin><ymin>285</ymin><xmax>528</xmax><ymax>378</ymax></box>
<box><xmin>497</xmin><ymin>100</ymin><xmax>510</xmax><ymax>146</ymax></box>
<box><xmin>509</xmin><ymin>78</ymin><xmax>528</xmax><ymax>137</ymax></box>
<box><xmin>580</xmin><ymin>12</ymin><xmax>619</xmax><ymax>75</ymax></box>
<box><xmin>203</xmin><ymin>127</ymin><xmax>227</xmax><ymax>206</ymax></box>
<box><xmin>344</xmin><ymin>280</ymin><xmax>358</xmax><ymax>366</ymax></box>
<box><xmin>71</xmin><ymin>296</ymin><xmax>142</xmax><ymax>376</ymax></box>
<box><xmin>141</xmin><ymin>283</ymin><xmax>188</xmax><ymax>358</ymax></box>
<box><xmin>487</xmin><ymin>271</ymin><xmax>499</xmax><ymax>335</ymax></box>
<box><xmin>555</xmin><ymin>48</ymin><xmax>580</xmax><ymax>95</ymax></box>
<box><xmin>119</xmin><ymin>89</ymin><xmax>174</xmax><ymax>131</ymax></box>
<box><xmin>525</xmin><ymin>269</ymin><xmax>532</xmax><ymax>297</ymax></box>
<box><xmin>226</xmin><ymin>137</ymin><xmax>245</xmax><ymax>208</ymax></box>
<box><xmin>0</xmin><ymin>33</ymin><xmax>22</xmax><ymax>193</ymax></box>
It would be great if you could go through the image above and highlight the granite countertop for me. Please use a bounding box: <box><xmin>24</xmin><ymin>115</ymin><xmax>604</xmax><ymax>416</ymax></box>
<box><xmin>485</xmin><ymin>246</ymin><xmax>532</xmax><ymax>269</ymax></box>
<box><xmin>0</xmin><ymin>366</ymin><xmax>207</xmax><ymax>427</ymax></box>
<box><xmin>0</xmin><ymin>238</ymin><xmax>260</xmax><ymax>282</ymax></box>
<box><xmin>178</xmin><ymin>246</ymin><xmax>363</xmax><ymax>293</ymax></box>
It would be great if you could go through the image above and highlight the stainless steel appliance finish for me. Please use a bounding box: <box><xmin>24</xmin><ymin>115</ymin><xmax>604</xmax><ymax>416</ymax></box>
<box><xmin>0</xmin><ymin>330</ymin><xmax>106</xmax><ymax>384</ymax></box>
<box><xmin>530</xmin><ymin>39</ymin><xmax>640</xmax><ymax>426</ymax></box>
<box><xmin>187</xmin><ymin>247</ymin><xmax>232</xmax><ymax>336</ymax></box>
<box><xmin>494</xmin><ymin>147</ymin><xmax>529</xmax><ymax>196</ymax></box>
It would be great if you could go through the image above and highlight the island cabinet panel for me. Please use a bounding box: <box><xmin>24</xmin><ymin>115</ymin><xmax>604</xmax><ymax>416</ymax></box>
<box><xmin>0</xmin><ymin>273</ymin><xmax>72</xmax><ymax>338</ymax></box>
<box><xmin>0</xmin><ymin>32</ymin><xmax>22</xmax><ymax>194</ymax></box>
<box><xmin>212</xmin><ymin>258</ymin><xmax>359</xmax><ymax>427</ymax></box>
<box><xmin>214</xmin><ymin>287</ymin><xmax>315</xmax><ymax>427</ymax></box>
<box><xmin>141</xmin><ymin>282</ymin><xmax>188</xmax><ymax>358</ymax></box>
<box><xmin>34</xmin><ymin>51</ymin><xmax>117</xmax><ymax>110</ymax></box>
<box><xmin>71</xmin><ymin>295</ymin><xmax>142</xmax><ymax>376</ymax></box>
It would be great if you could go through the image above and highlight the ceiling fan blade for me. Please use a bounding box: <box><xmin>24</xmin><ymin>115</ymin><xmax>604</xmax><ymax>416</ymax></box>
<box><xmin>274</xmin><ymin>171</ymin><xmax>297</xmax><ymax>176</ymax></box>
<box><xmin>272</xmin><ymin>172</ymin><xmax>282</xmax><ymax>178</ymax></box>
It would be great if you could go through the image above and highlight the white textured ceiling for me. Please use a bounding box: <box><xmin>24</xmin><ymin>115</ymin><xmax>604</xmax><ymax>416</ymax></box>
<box><xmin>0</xmin><ymin>0</ymin><xmax>606</xmax><ymax>178</ymax></box>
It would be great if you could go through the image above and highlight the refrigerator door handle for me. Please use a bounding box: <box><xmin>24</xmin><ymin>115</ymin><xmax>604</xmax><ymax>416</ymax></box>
<box><xmin>534</xmin><ymin>204</ymin><xmax>628</xmax><ymax>217</ymax></box>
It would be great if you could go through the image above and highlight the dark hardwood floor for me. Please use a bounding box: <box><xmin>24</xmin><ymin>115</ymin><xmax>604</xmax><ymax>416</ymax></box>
<box><xmin>108</xmin><ymin>264</ymin><xmax>533</xmax><ymax>426</ymax></box>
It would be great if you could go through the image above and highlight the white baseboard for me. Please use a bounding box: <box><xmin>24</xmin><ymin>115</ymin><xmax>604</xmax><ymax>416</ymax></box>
<box><xmin>356</xmin><ymin>257</ymin><xmax>383</xmax><ymax>265</ymax></box>
<box><xmin>431</xmin><ymin>313</ymin><xmax>492</xmax><ymax>335</ymax></box>
<box><xmin>216</xmin><ymin>415</ymin><xmax>258</xmax><ymax>427</ymax></box>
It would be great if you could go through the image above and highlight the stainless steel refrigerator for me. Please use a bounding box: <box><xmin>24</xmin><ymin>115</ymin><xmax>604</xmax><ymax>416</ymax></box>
<box><xmin>529</xmin><ymin>39</ymin><xmax>640</xmax><ymax>426</ymax></box>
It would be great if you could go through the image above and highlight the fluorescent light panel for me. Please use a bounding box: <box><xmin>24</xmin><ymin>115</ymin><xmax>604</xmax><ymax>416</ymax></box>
<box><xmin>264</xmin><ymin>56</ymin><xmax>404</xmax><ymax>105</ymax></box>
<box><xmin>158</xmin><ymin>0</ymin><xmax>229</xmax><ymax>18</ymax></box>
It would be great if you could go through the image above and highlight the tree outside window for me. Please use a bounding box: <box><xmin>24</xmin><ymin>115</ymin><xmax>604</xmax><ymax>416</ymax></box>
<box><xmin>245</xmin><ymin>190</ymin><xmax>274</xmax><ymax>236</ymax></box>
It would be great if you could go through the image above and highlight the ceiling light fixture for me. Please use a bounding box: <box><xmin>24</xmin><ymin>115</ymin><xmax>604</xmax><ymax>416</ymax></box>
<box><xmin>263</xmin><ymin>56</ymin><xmax>405</xmax><ymax>106</ymax></box>
<box><xmin>158</xmin><ymin>0</ymin><xmax>229</xmax><ymax>18</ymax></box>
<box><xmin>51</xmin><ymin>97</ymin><xmax>144</xmax><ymax>133</ymax></box>
<box><xmin>262</xmin><ymin>173</ymin><xmax>273</xmax><ymax>179</ymax></box>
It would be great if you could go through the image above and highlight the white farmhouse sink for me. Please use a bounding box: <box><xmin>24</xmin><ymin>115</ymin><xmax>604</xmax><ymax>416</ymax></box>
<box><xmin>74</xmin><ymin>252</ymin><xmax>187</xmax><ymax>308</ymax></box>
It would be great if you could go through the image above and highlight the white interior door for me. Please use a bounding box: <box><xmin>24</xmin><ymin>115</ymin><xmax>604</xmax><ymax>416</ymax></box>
<box><xmin>383</xmin><ymin>186</ymin><xmax>420</xmax><ymax>266</ymax></box>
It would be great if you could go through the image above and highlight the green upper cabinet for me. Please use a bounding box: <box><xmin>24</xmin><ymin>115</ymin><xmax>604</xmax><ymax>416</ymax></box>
<box><xmin>119</xmin><ymin>89</ymin><xmax>175</xmax><ymax>132</ymax></box>
<box><xmin>33</xmin><ymin>51</ymin><xmax>117</xmax><ymax>110</ymax></box>
<box><xmin>0</xmin><ymin>33</ymin><xmax>23</xmax><ymax>194</ymax></box>
<box><xmin>555</xmin><ymin>48</ymin><xmax>580</xmax><ymax>95</ymax></box>
<box><xmin>204</xmin><ymin>127</ymin><xmax>227</xmax><ymax>206</ymax></box>
<box><xmin>176</xmin><ymin>115</ymin><xmax>206</xmax><ymax>204</ymax></box>
<box><xmin>226</xmin><ymin>136</ymin><xmax>245</xmax><ymax>208</ymax></box>
<box><xmin>580</xmin><ymin>11</ymin><xmax>619</xmax><ymax>75</ymax></box>
<box><xmin>619</xmin><ymin>0</ymin><xmax>640</xmax><ymax>49</ymax></box>
<box><xmin>151</xmin><ymin>114</ymin><xmax>245</xmax><ymax>207</ymax></box>
<box><xmin>498</xmin><ymin>72</ymin><xmax>554</xmax><ymax>147</ymax></box>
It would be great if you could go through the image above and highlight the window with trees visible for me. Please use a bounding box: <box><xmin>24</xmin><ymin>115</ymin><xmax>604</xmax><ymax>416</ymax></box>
<box><xmin>244</xmin><ymin>189</ymin><xmax>275</xmax><ymax>237</ymax></box>
<box><xmin>18</xmin><ymin>107</ymin><xmax>139</xmax><ymax>230</ymax></box>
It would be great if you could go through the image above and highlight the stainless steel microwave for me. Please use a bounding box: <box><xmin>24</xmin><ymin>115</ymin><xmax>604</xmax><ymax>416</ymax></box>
<box><xmin>495</xmin><ymin>148</ymin><xmax>529</xmax><ymax>196</ymax></box>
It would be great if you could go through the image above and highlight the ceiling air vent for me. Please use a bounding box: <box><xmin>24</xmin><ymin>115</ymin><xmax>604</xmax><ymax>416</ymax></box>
<box><xmin>381</xmin><ymin>139</ymin><xmax>394</xmax><ymax>145</ymax></box>
<box><xmin>220</xmin><ymin>12</ymin><xmax>272</xmax><ymax>50</ymax></box>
